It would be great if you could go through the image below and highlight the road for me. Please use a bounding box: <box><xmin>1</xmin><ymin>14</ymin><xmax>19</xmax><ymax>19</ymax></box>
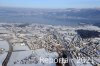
<box><xmin>2</xmin><ymin>40</ymin><xmax>13</xmax><ymax>66</ymax></box>
<box><xmin>52</xmin><ymin>29</ymin><xmax>72</xmax><ymax>66</ymax></box>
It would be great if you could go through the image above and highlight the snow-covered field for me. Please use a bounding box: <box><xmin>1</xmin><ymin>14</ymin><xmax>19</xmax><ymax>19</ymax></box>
<box><xmin>13</xmin><ymin>44</ymin><xmax>30</xmax><ymax>51</ymax></box>
<box><xmin>7</xmin><ymin>50</ymin><xmax>33</xmax><ymax>66</ymax></box>
<box><xmin>13</xmin><ymin>63</ymin><xmax>56</xmax><ymax>66</ymax></box>
<box><xmin>0</xmin><ymin>52</ymin><xmax>8</xmax><ymax>66</ymax></box>
<box><xmin>0</xmin><ymin>40</ymin><xmax>9</xmax><ymax>51</ymax></box>
<box><xmin>7</xmin><ymin>48</ymin><xmax>58</xmax><ymax>66</ymax></box>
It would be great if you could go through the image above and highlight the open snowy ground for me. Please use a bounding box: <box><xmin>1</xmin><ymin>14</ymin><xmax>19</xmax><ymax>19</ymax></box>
<box><xmin>7</xmin><ymin>50</ymin><xmax>33</xmax><ymax>66</ymax></box>
<box><xmin>7</xmin><ymin>48</ymin><xmax>58</xmax><ymax>66</ymax></box>
<box><xmin>13</xmin><ymin>43</ymin><xmax>30</xmax><ymax>51</ymax></box>
<box><xmin>0</xmin><ymin>40</ymin><xmax>9</xmax><ymax>51</ymax></box>
<box><xmin>0</xmin><ymin>52</ymin><xmax>8</xmax><ymax>66</ymax></box>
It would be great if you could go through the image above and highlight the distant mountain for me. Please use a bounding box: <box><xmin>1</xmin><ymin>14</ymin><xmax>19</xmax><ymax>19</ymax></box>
<box><xmin>0</xmin><ymin>7</ymin><xmax>100</xmax><ymax>25</ymax></box>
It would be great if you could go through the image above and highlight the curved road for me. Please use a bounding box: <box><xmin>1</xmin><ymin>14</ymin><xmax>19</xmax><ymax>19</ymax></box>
<box><xmin>2</xmin><ymin>40</ymin><xmax>13</xmax><ymax>66</ymax></box>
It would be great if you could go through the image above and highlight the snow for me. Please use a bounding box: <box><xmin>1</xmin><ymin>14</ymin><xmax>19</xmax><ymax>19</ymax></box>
<box><xmin>7</xmin><ymin>48</ymin><xmax>58</xmax><ymax>66</ymax></box>
<box><xmin>7</xmin><ymin>50</ymin><xmax>33</xmax><ymax>66</ymax></box>
<box><xmin>0</xmin><ymin>27</ymin><xmax>6</xmax><ymax>30</ymax></box>
<box><xmin>84</xmin><ymin>25</ymin><xmax>100</xmax><ymax>31</ymax></box>
<box><xmin>0</xmin><ymin>29</ymin><xmax>10</xmax><ymax>34</ymax></box>
<box><xmin>13</xmin><ymin>63</ymin><xmax>56</xmax><ymax>66</ymax></box>
<box><xmin>13</xmin><ymin>44</ymin><xmax>30</xmax><ymax>51</ymax></box>
<box><xmin>77</xmin><ymin>25</ymin><xmax>100</xmax><ymax>31</ymax></box>
<box><xmin>93</xmin><ymin>57</ymin><xmax>100</xmax><ymax>63</ymax></box>
<box><xmin>34</xmin><ymin>48</ymin><xmax>58</xmax><ymax>58</ymax></box>
<box><xmin>0</xmin><ymin>52</ymin><xmax>8</xmax><ymax>64</ymax></box>
<box><xmin>0</xmin><ymin>41</ymin><xmax>9</xmax><ymax>51</ymax></box>
<box><xmin>72</xmin><ymin>58</ymin><xmax>92</xmax><ymax>66</ymax></box>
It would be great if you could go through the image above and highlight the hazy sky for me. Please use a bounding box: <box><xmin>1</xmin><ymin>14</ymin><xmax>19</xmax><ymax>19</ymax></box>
<box><xmin>0</xmin><ymin>0</ymin><xmax>100</xmax><ymax>8</ymax></box>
